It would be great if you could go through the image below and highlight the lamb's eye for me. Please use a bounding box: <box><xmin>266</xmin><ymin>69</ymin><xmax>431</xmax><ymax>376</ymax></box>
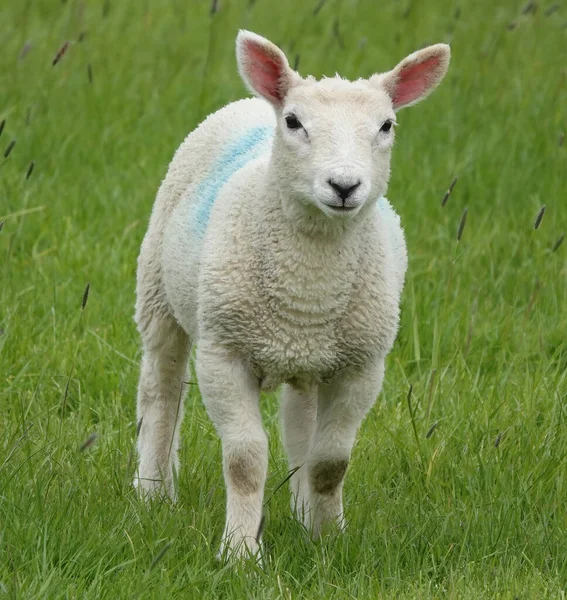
<box><xmin>380</xmin><ymin>120</ymin><xmax>393</xmax><ymax>133</ymax></box>
<box><xmin>285</xmin><ymin>114</ymin><xmax>302</xmax><ymax>130</ymax></box>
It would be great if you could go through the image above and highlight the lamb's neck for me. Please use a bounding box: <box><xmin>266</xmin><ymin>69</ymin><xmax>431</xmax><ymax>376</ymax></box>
<box><xmin>247</xmin><ymin>186</ymin><xmax>368</xmax><ymax>320</ymax></box>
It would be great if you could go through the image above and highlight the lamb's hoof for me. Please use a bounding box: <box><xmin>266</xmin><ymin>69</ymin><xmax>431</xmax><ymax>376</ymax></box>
<box><xmin>134</xmin><ymin>476</ymin><xmax>176</xmax><ymax>503</ymax></box>
<box><xmin>217</xmin><ymin>536</ymin><xmax>263</xmax><ymax>567</ymax></box>
<box><xmin>309</xmin><ymin>515</ymin><xmax>347</xmax><ymax>541</ymax></box>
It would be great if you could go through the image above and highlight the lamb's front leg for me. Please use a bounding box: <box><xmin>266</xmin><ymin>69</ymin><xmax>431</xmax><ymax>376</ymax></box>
<box><xmin>196</xmin><ymin>341</ymin><xmax>267</xmax><ymax>559</ymax></box>
<box><xmin>280</xmin><ymin>384</ymin><xmax>317</xmax><ymax>524</ymax></box>
<box><xmin>307</xmin><ymin>359</ymin><xmax>385</xmax><ymax>539</ymax></box>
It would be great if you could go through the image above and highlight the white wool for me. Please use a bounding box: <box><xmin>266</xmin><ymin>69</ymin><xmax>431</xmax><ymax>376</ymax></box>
<box><xmin>134</xmin><ymin>30</ymin><xmax>449</xmax><ymax>558</ymax></box>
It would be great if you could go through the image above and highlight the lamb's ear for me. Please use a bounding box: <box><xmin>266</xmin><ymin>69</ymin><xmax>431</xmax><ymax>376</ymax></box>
<box><xmin>372</xmin><ymin>44</ymin><xmax>450</xmax><ymax>110</ymax></box>
<box><xmin>236</xmin><ymin>30</ymin><xmax>297</xmax><ymax>107</ymax></box>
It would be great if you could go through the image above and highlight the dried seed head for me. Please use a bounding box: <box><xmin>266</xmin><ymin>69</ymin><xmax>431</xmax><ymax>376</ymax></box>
<box><xmin>4</xmin><ymin>139</ymin><xmax>16</xmax><ymax>158</ymax></box>
<box><xmin>552</xmin><ymin>233</ymin><xmax>565</xmax><ymax>253</ymax></box>
<box><xmin>79</xmin><ymin>432</ymin><xmax>98</xmax><ymax>452</ymax></box>
<box><xmin>425</xmin><ymin>422</ymin><xmax>438</xmax><ymax>439</ymax></box>
<box><xmin>442</xmin><ymin>176</ymin><xmax>458</xmax><ymax>207</ymax></box>
<box><xmin>81</xmin><ymin>283</ymin><xmax>90</xmax><ymax>310</ymax></box>
<box><xmin>26</xmin><ymin>161</ymin><xmax>35</xmax><ymax>180</ymax></box>
<box><xmin>136</xmin><ymin>417</ymin><xmax>144</xmax><ymax>436</ymax></box>
<box><xmin>494</xmin><ymin>431</ymin><xmax>504</xmax><ymax>448</ymax></box>
<box><xmin>0</xmin><ymin>119</ymin><xmax>4</xmax><ymax>139</ymax></box>
<box><xmin>522</xmin><ymin>1</ymin><xmax>536</xmax><ymax>14</ymax></box>
<box><xmin>534</xmin><ymin>205</ymin><xmax>545</xmax><ymax>230</ymax></box>
<box><xmin>210</xmin><ymin>0</ymin><xmax>219</xmax><ymax>14</ymax></box>
<box><xmin>0</xmin><ymin>221</ymin><xmax>4</xmax><ymax>232</ymax></box>
<box><xmin>78</xmin><ymin>31</ymin><xmax>87</xmax><ymax>43</ymax></box>
<box><xmin>52</xmin><ymin>41</ymin><xmax>70</xmax><ymax>66</ymax></box>
<box><xmin>457</xmin><ymin>207</ymin><xmax>468</xmax><ymax>241</ymax></box>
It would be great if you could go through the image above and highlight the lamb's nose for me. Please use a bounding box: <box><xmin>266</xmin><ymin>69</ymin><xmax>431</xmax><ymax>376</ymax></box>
<box><xmin>328</xmin><ymin>179</ymin><xmax>361</xmax><ymax>201</ymax></box>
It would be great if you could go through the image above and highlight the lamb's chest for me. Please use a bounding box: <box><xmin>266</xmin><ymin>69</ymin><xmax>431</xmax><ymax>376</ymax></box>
<box><xmin>241</xmin><ymin>275</ymin><xmax>399</xmax><ymax>387</ymax></box>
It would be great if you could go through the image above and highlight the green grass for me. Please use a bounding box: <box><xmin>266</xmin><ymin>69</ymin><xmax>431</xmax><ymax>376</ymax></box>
<box><xmin>1</xmin><ymin>0</ymin><xmax>566</xmax><ymax>597</ymax></box>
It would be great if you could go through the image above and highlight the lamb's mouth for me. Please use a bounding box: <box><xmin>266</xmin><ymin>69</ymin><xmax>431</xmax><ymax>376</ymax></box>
<box><xmin>325</xmin><ymin>204</ymin><xmax>359</xmax><ymax>213</ymax></box>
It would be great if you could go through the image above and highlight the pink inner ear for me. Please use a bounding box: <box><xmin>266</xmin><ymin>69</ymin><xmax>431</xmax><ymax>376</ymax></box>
<box><xmin>245</xmin><ymin>40</ymin><xmax>285</xmax><ymax>103</ymax></box>
<box><xmin>392</xmin><ymin>55</ymin><xmax>441</xmax><ymax>108</ymax></box>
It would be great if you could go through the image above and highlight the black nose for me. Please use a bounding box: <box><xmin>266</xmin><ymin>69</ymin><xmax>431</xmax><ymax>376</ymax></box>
<box><xmin>328</xmin><ymin>179</ymin><xmax>361</xmax><ymax>201</ymax></box>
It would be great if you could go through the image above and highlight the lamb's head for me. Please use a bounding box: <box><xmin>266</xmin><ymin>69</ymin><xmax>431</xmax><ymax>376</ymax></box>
<box><xmin>236</xmin><ymin>31</ymin><xmax>450</xmax><ymax>223</ymax></box>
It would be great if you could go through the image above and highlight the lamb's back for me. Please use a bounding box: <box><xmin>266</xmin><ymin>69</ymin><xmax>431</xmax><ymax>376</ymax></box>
<box><xmin>159</xmin><ymin>98</ymin><xmax>275</xmax><ymax>336</ymax></box>
<box><xmin>158</xmin><ymin>97</ymin><xmax>275</xmax><ymax>221</ymax></box>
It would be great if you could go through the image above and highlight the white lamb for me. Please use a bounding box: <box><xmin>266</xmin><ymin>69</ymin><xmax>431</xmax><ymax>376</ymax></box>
<box><xmin>134</xmin><ymin>30</ymin><xmax>450</xmax><ymax>558</ymax></box>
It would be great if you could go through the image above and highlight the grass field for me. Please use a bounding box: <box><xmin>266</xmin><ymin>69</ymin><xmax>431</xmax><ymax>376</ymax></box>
<box><xmin>1</xmin><ymin>0</ymin><xmax>566</xmax><ymax>597</ymax></box>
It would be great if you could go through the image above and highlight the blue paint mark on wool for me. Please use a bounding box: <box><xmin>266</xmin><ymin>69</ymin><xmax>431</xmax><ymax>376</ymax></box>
<box><xmin>377</xmin><ymin>196</ymin><xmax>398</xmax><ymax>223</ymax></box>
<box><xmin>192</xmin><ymin>126</ymin><xmax>274</xmax><ymax>236</ymax></box>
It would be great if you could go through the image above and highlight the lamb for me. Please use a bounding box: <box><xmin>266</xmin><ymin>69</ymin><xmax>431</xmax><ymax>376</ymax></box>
<box><xmin>134</xmin><ymin>30</ymin><xmax>450</xmax><ymax>559</ymax></box>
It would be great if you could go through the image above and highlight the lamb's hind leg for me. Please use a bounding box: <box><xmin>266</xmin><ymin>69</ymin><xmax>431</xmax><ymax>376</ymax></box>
<box><xmin>280</xmin><ymin>384</ymin><xmax>317</xmax><ymax>525</ymax></box>
<box><xmin>307</xmin><ymin>359</ymin><xmax>385</xmax><ymax>539</ymax></box>
<box><xmin>135</xmin><ymin>305</ymin><xmax>190</xmax><ymax>500</ymax></box>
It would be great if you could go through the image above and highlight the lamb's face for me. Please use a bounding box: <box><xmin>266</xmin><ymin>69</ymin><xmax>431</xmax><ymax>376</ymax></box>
<box><xmin>276</xmin><ymin>81</ymin><xmax>396</xmax><ymax>218</ymax></box>
<box><xmin>236</xmin><ymin>30</ymin><xmax>450</xmax><ymax>220</ymax></box>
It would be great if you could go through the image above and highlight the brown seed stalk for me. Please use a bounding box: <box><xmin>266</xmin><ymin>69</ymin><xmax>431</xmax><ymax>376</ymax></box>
<box><xmin>534</xmin><ymin>205</ymin><xmax>545</xmax><ymax>230</ymax></box>
<box><xmin>425</xmin><ymin>422</ymin><xmax>438</xmax><ymax>439</ymax></box>
<box><xmin>442</xmin><ymin>176</ymin><xmax>458</xmax><ymax>207</ymax></box>
<box><xmin>457</xmin><ymin>207</ymin><xmax>468</xmax><ymax>241</ymax></box>
<box><xmin>494</xmin><ymin>429</ymin><xmax>508</xmax><ymax>448</ymax></box>
<box><xmin>81</xmin><ymin>283</ymin><xmax>90</xmax><ymax>310</ymax></box>
<box><xmin>79</xmin><ymin>432</ymin><xmax>98</xmax><ymax>452</ymax></box>
<box><xmin>552</xmin><ymin>233</ymin><xmax>565</xmax><ymax>252</ymax></box>
<box><xmin>52</xmin><ymin>41</ymin><xmax>70</xmax><ymax>66</ymax></box>
<box><xmin>26</xmin><ymin>161</ymin><xmax>35</xmax><ymax>180</ymax></box>
<box><xmin>4</xmin><ymin>140</ymin><xmax>16</xmax><ymax>158</ymax></box>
